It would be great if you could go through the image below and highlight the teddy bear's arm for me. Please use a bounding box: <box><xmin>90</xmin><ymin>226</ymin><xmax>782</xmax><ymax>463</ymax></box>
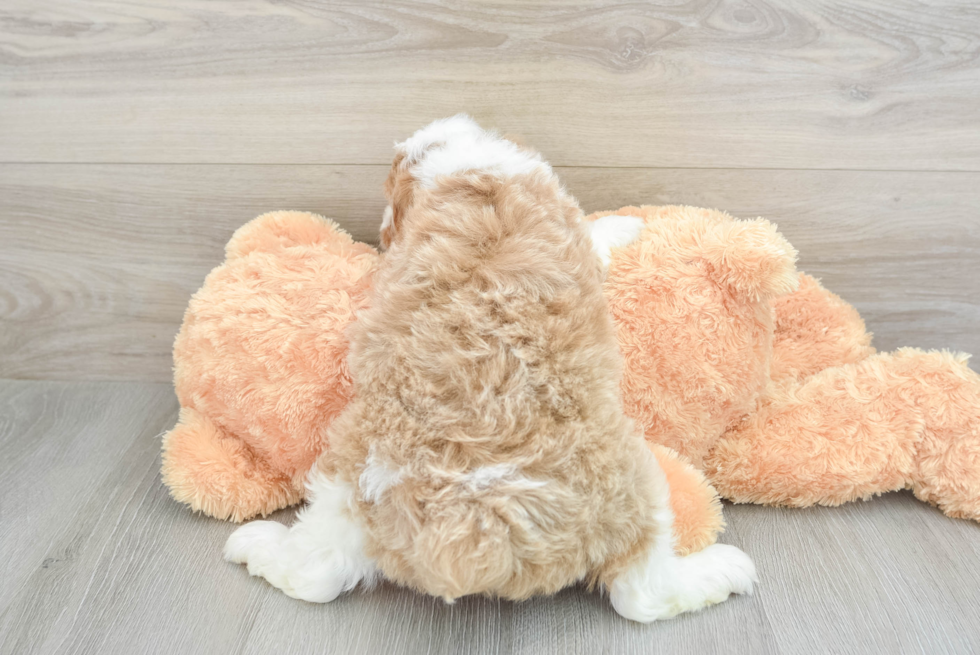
<box><xmin>704</xmin><ymin>349</ymin><xmax>980</xmax><ymax>522</ymax></box>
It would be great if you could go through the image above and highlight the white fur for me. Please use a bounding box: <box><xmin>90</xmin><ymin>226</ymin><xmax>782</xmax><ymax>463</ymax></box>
<box><xmin>608</xmin><ymin>453</ymin><xmax>757</xmax><ymax>622</ymax></box>
<box><xmin>224</xmin><ymin>472</ymin><xmax>378</xmax><ymax>602</ymax></box>
<box><xmin>397</xmin><ymin>114</ymin><xmax>484</xmax><ymax>163</ymax></box>
<box><xmin>457</xmin><ymin>464</ymin><xmax>548</xmax><ymax>492</ymax></box>
<box><xmin>380</xmin><ymin>205</ymin><xmax>394</xmax><ymax>233</ymax></box>
<box><xmin>588</xmin><ymin>214</ymin><xmax>646</xmax><ymax>267</ymax></box>
<box><xmin>359</xmin><ymin>450</ymin><xmax>404</xmax><ymax>503</ymax></box>
<box><xmin>396</xmin><ymin>114</ymin><xmax>550</xmax><ymax>188</ymax></box>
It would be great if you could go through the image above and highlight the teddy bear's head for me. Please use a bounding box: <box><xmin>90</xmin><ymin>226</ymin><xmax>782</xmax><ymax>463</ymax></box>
<box><xmin>165</xmin><ymin>212</ymin><xmax>379</xmax><ymax>521</ymax></box>
<box><xmin>592</xmin><ymin>205</ymin><xmax>799</xmax><ymax>467</ymax></box>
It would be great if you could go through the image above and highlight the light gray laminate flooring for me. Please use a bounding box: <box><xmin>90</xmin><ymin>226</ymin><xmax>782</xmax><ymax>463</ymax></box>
<box><xmin>1</xmin><ymin>380</ymin><xmax>978</xmax><ymax>655</ymax></box>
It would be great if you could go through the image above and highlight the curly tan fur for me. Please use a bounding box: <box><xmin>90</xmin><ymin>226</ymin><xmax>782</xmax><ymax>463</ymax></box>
<box><xmin>318</xmin><ymin>141</ymin><xmax>667</xmax><ymax>602</ymax></box>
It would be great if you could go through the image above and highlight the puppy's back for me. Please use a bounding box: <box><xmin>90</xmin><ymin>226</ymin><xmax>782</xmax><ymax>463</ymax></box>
<box><xmin>323</xmin><ymin>153</ymin><xmax>658</xmax><ymax>602</ymax></box>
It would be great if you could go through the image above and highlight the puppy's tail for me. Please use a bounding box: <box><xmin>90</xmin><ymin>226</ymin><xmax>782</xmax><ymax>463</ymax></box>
<box><xmin>395</xmin><ymin>464</ymin><xmax>573</xmax><ymax>601</ymax></box>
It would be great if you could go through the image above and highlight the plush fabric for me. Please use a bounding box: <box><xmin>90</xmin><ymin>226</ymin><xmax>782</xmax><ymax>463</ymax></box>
<box><xmin>594</xmin><ymin>205</ymin><xmax>799</xmax><ymax>469</ymax></box>
<box><xmin>649</xmin><ymin>444</ymin><xmax>724</xmax><ymax>557</ymax></box>
<box><xmin>162</xmin><ymin>204</ymin><xmax>980</xmax><ymax>554</ymax></box>
<box><xmin>162</xmin><ymin>209</ymin><xmax>724</xmax><ymax>556</ymax></box>
<box><xmin>594</xmin><ymin>205</ymin><xmax>980</xmax><ymax>522</ymax></box>
<box><xmin>161</xmin><ymin>212</ymin><xmax>378</xmax><ymax>522</ymax></box>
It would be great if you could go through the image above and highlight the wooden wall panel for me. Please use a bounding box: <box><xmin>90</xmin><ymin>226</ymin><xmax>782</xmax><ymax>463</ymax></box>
<box><xmin>2</xmin><ymin>1</ymin><xmax>980</xmax><ymax>168</ymax></box>
<box><xmin>2</xmin><ymin>164</ymin><xmax>976</xmax><ymax>380</ymax></box>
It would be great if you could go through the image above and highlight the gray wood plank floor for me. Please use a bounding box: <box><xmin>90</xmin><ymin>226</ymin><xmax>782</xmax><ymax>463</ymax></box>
<box><xmin>1</xmin><ymin>380</ymin><xmax>978</xmax><ymax>655</ymax></box>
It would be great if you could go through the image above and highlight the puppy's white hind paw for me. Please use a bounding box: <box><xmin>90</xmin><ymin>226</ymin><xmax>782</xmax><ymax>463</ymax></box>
<box><xmin>223</xmin><ymin>477</ymin><xmax>379</xmax><ymax>604</ymax></box>
<box><xmin>686</xmin><ymin>543</ymin><xmax>758</xmax><ymax>604</ymax></box>
<box><xmin>610</xmin><ymin>542</ymin><xmax>758</xmax><ymax>622</ymax></box>
<box><xmin>226</xmin><ymin>520</ymin><xmax>333</xmax><ymax>601</ymax></box>
<box><xmin>224</xmin><ymin>520</ymin><xmax>296</xmax><ymax>596</ymax></box>
<box><xmin>224</xmin><ymin>520</ymin><xmax>287</xmax><ymax>565</ymax></box>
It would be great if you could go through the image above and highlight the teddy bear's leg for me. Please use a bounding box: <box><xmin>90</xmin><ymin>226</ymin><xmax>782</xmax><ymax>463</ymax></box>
<box><xmin>904</xmin><ymin>351</ymin><xmax>980</xmax><ymax>521</ymax></box>
<box><xmin>706</xmin><ymin>350</ymin><xmax>980</xmax><ymax>521</ymax></box>
<box><xmin>648</xmin><ymin>443</ymin><xmax>724</xmax><ymax>556</ymax></box>
<box><xmin>770</xmin><ymin>273</ymin><xmax>876</xmax><ymax>380</ymax></box>
<box><xmin>162</xmin><ymin>408</ymin><xmax>303</xmax><ymax>522</ymax></box>
<box><xmin>224</xmin><ymin>469</ymin><xmax>378</xmax><ymax>602</ymax></box>
<box><xmin>607</xmin><ymin>449</ymin><xmax>757</xmax><ymax>623</ymax></box>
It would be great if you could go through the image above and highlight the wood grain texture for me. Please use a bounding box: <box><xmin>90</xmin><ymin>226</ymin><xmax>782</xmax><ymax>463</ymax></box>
<box><xmin>1</xmin><ymin>381</ymin><xmax>978</xmax><ymax>655</ymax></box>
<box><xmin>2</xmin><ymin>164</ymin><xmax>977</xmax><ymax>381</ymax></box>
<box><xmin>733</xmin><ymin>497</ymin><xmax>980</xmax><ymax>654</ymax></box>
<box><xmin>0</xmin><ymin>380</ymin><xmax>177</xmax><ymax>616</ymax></box>
<box><xmin>2</xmin><ymin>0</ymin><xmax>980</xmax><ymax>168</ymax></box>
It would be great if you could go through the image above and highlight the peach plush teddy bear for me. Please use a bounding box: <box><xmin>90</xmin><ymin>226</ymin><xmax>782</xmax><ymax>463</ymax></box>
<box><xmin>162</xmin><ymin>206</ymin><xmax>980</xmax><ymax>556</ymax></box>
<box><xmin>599</xmin><ymin>205</ymin><xmax>980</xmax><ymax>522</ymax></box>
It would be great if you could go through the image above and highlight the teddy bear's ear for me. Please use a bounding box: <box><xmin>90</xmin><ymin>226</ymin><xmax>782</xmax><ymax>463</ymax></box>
<box><xmin>700</xmin><ymin>218</ymin><xmax>800</xmax><ymax>302</ymax></box>
<box><xmin>225</xmin><ymin>211</ymin><xmax>352</xmax><ymax>260</ymax></box>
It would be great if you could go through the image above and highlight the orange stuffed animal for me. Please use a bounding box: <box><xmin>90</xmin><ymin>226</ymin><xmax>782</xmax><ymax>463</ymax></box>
<box><xmin>162</xmin><ymin>205</ymin><xmax>980</xmax><ymax>556</ymax></box>
<box><xmin>163</xmin><ymin>213</ymin><xmax>377</xmax><ymax>523</ymax></box>
<box><xmin>597</xmin><ymin>205</ymin><xmax>980</xmax><ymax>522</ymax></box>
<box><xmin>161</xmin><ymin>210</ymin><xmax>722</xmax><ymax>555</ymax></box>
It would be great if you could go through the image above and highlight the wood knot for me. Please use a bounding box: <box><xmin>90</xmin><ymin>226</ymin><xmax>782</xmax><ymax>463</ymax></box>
<box><xmin>615</xmin><ymin>26</ymin><xmax>649</xmax><ymax>64</ymax></box>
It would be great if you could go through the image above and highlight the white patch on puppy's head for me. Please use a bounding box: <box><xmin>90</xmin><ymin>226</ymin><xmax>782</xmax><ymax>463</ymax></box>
<box><xmin>380</xmin><ymin>115</ymin><xmax>551</xmax><ymax>248</ymax></box>
<box><xmin>396</xmin><ymin>114</ymin><xmax>485</xmax><ymax>165</ymax></box>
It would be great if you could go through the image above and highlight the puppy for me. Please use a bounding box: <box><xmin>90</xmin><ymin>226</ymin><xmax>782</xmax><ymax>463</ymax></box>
<box><xmin>225</xmin><ymin>116</ymin><xmax>756</xmax><ymax>621</ymax></box>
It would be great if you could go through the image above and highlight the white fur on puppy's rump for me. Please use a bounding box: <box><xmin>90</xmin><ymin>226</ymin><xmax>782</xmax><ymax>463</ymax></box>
<box><xmin>359</xmin><ymin>446</ymin><xmax>405</xmax><ymax>503</ymax></box>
